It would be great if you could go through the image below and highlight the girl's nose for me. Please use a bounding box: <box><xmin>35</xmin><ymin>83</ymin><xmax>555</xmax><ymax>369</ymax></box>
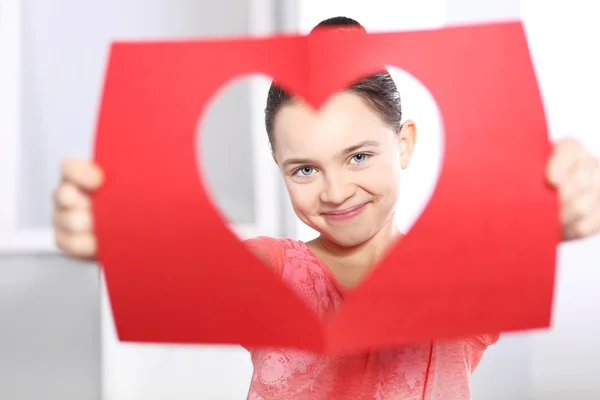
<box><xmin>320</xmin><ymin>175</ymin><xmax>355</xmax><ymax>205</ymax></box>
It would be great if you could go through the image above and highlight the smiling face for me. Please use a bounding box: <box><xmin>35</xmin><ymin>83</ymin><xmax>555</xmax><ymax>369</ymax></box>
<box><xmin>272</xmin><ymin>91</ymin><xmax>416</xmax><ymax>247</ymax></box>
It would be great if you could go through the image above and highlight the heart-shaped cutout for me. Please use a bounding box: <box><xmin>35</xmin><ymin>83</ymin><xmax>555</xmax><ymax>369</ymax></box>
<box><xmin>196</xmin><ymin>66</ymin><xmax>444</xmax><ymax>329</ymax></box>
<box><xmin>93</xmin><ymin>22</ymin><xmax>559</xmax><ymax>355</ymax></box>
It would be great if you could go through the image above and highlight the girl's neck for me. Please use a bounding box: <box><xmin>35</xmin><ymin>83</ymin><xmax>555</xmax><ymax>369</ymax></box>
<box><xmin>308</xmin><ymin>214</ymin><xmax>403</xmax><ymax>287</ymax></box>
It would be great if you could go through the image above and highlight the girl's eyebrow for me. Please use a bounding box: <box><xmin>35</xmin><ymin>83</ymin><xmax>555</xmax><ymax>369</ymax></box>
<box><xmin>281</xmin><ymin>141</ymin><xmax>381</xmax><ymax>169</ymax></box>
<box><xmin>341</xmin><ymin>140</ymin><xmax>380</xmax><ymax>156</ymax></box>
<box><xmin>282</xmin><ymin>157</ymin><xmax>314</xmax><ymax>169</ymax></box>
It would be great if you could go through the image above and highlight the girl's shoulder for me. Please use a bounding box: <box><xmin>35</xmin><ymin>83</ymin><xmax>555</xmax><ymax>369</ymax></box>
<box><xmin>244</xmin><ymin>236</ymin><xmax>311</xmax><ymax>275</ymax></box>
<box><xmin>244</xmin><ymin>235</ymin><xmax>303</xmax><ymax>253</ymax></box>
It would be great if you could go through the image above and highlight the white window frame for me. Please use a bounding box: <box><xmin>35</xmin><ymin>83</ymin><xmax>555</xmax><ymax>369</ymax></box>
<box><xmin>0</xmin><ymin>0</ymin><xmax>280</xmax><ymax>256</ymax></box>
<box><xmin>0</xmin><ymin>0</ymin><xmax>36</xmax><ymax>254</ymax></box>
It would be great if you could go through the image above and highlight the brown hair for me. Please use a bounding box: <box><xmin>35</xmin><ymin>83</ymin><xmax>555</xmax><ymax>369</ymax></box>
<box><xmin>264</xmin><ymin>17</ymin><xmax>402</xmax><ymax>150</ymax></box>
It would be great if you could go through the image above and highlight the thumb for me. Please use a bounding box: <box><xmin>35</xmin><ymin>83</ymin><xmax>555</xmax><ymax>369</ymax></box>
<box><xmin>546</xmin><ymin>138</ymin><xmax>583</xmax><ymax>187</ymax></box>
<box><xmin>60</xmin><ymin>158</ymin><xmax>104</xmax><ymax>192</ymax></box>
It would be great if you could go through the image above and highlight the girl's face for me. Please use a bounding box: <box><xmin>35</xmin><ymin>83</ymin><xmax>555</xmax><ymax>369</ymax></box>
<box><xmin>272</xmin><ymin>92</ymin><xmax>416</xmax><ymax>247</ymax></box>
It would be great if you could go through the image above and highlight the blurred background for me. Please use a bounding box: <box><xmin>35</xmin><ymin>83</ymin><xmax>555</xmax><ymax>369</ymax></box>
<box><xmin>1</xmin><ymin>0</ymin><xmax>599</xmax><ymax>399</ymax></box>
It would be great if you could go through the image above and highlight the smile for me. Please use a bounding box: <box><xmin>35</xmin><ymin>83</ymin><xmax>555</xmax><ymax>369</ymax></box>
<box><xmin>322</xmin><ymin>202</ymin><xmax>368</xmax><ymax>222</ymax></box>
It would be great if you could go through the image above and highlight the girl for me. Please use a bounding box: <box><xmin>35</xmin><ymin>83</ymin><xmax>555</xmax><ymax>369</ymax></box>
<box><xmin>52</xmin><ymin>17</ymin><xmax>600</xmax><ymax>400</ymax></box>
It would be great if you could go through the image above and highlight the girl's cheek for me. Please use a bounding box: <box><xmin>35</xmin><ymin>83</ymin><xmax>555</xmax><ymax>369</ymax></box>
<box><xmin>362</xmin><ymin>161</ymin><xmax>401</xmax><ymax>187</ymax></box>
<box><xmin>287</xmin><ymin>185</ymin><xmax>319</xmax><ymax>211</ymax></box>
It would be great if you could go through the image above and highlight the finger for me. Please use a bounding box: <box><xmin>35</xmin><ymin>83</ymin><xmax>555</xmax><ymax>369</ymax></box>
<box><xmin>55</xmin><ymin>230</ymin><xmax>97</xmax><ymax>260</ymax></box>
<box><xmin>561</xmin><ymin>182</ymin><xmax>600</xmax><ymax>227</ymax></box>
<box><xmin>53</xmin><ymin>208</ymin><xmax>94</xmax><ymax>233</ymax></box>
<box><xmin>547</xmin><ymin>138</ymin><xmax>586</xmax><ymax>186</ymax></box>
<box><xmin>559</xmin><ymin>155</ymin><xmax>599</xmax><ymax>205</ymax></box>
<box><xmin>561</xmin><ymin>162</ymin><xmax>600</xmax><ymax>240</ymax></box>
<box><xmin>60</xmin><ymin>158</ymin><xmax>104</xmax><ymax>192</ymax></box>
<box><xmin>53</xmin><ymin>182</ymin><xmax>91</xmax><ymax>209</ymax></box>
<box><xmin>563</xmin><ymin>204</ymin><xmax>600</xmax><ymax>240</ymax></box>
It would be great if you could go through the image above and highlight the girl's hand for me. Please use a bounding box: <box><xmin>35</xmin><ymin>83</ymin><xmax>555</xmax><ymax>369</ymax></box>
<box><xmin>52</xmin><ymin>158</ymin><xmax>104</xmax><ymax>260</ymax></box>
<box><xmin>547</xmin><ymin>138</ymin><xmax>600</xmax><ymax>241</ymax></box>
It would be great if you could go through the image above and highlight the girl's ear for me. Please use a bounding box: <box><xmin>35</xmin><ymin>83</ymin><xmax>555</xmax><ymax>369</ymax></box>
<box><xmin>272</xmin><ymin>152</ymin><xmax>279</xmax><ymax>166</ymax></box>
<box><xmin>399</xmin><ymin>120</ymin><xmax>417</xmax><ymax>169</ymax></box>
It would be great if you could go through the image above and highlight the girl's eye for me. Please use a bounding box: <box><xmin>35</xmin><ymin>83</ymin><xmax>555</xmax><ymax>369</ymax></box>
<box><xmin>294</xmin><ymin>166</ymin><xmax>315</xmax><ymax>177</ymax></box>
<box><xmin>350</xmin><ymin>153</ymin><xmax>370</xmax><ymax>164</ymax></box>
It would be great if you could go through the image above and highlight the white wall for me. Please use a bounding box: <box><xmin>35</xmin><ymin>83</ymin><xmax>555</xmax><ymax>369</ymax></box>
<box><xmin>522</xmin><ymin>1</ymin><xmax>600</xmax><ymax>398</ymax></box>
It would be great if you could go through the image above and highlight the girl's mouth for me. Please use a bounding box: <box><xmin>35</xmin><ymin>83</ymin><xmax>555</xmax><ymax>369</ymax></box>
<box><xmin>322</xmin><ymin>202</ymin><xmax>368</xmax><ymax>221</ymax></box>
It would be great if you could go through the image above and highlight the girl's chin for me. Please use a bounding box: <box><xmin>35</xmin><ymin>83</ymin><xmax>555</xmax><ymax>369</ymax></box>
<box><xmin>320</xmin><ymin>231</ymin><xmax>375</xmax><ymax>248</ymax></box>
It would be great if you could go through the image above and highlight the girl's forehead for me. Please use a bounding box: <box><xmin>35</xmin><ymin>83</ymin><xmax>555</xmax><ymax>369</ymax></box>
<box><xmin>274</xmin><ymin>93</ymin><xmax>389</xmax><ymax>153</ymax></box>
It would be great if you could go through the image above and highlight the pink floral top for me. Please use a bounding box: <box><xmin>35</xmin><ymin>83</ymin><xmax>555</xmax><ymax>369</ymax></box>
<box><xmin>244</xmin><ymin>236</ymin><xmax>498</xmax><ymax>400</ymax></box>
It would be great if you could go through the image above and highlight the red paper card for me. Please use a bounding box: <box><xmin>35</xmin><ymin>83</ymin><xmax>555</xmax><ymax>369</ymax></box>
<box><xmin>93</xmin><ymin>21</ymin><xmax>559</xmax><ymax>355</ymax></box>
